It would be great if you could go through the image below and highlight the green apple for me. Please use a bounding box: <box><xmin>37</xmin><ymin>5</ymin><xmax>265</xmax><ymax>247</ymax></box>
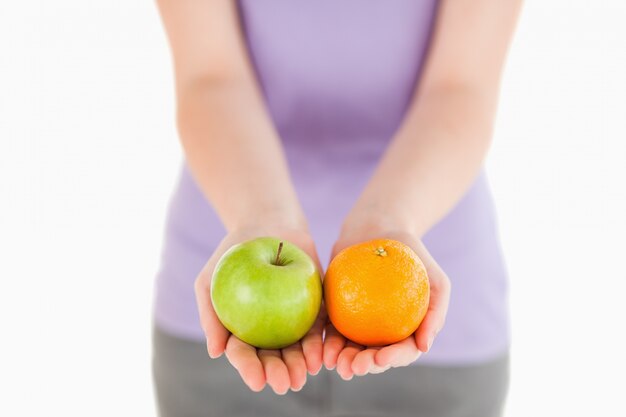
<box><xmin>211</xmin><ymin>237</ymin><xmax>322</xmax><ymax>349</ymax></box>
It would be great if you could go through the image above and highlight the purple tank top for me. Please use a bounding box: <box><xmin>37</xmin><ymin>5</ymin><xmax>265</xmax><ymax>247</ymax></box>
<box><xmin>154</xmin><ymin>0</ymin><xmax>510</xmax><ymax>364</ymax></box>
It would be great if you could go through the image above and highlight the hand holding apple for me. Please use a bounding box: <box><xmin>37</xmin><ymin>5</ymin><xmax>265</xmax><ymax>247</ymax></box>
<box><xmin>194</xmin><ymin>227</ymin><xmax>325</xmax><ymax>394</ymax></box>
<box><xmin>211</xmin><ymin>237</ymin><xmax>322</xmax><ymax>349</ymax></box>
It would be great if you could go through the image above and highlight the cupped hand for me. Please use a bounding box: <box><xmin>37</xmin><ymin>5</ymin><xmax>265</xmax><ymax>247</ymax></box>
<box><xmin>322</xmin><ymin>227</ymin><xmax>451</xmax><ymax>380</ymax></box>
<box><xmin>194</xmin><ymin>226</ymin><xmax>325</xmax><ymax>394</ymax></box>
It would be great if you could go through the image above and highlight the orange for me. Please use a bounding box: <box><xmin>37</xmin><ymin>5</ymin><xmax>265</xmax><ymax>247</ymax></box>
<box><xmin>324</xmin><ymin>238</ymin><xmax>430</xmax><ymax>346</ymax></box>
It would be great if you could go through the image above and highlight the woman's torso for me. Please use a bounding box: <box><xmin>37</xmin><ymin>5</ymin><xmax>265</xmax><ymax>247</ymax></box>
<box><xmin>154</xmin><ymin>0</ymin><xmax>510</xmax><ymax>364</ymax></box>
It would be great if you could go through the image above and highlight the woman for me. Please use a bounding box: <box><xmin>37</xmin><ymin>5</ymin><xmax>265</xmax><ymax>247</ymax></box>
<box><xmin>152</xmin><ymin>0</ymin><xmax>521</xmax><ymax>416</ymax></box>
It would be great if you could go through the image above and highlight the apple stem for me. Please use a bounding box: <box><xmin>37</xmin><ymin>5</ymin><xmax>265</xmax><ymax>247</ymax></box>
<box><xmin>274</xmin><ymin>241</ymin><xmax>284</xmax><ymax>266</ymax></box>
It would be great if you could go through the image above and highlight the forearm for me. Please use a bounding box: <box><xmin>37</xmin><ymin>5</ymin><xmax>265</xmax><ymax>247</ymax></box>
<box><xmin>342</xmin><ymin>0</ymin><xmax>520</xmax><ymax>238</ymax></box>
<box><xmin>177</xmin><ymin>80</ymin><xmax>306</xmax><ymax>232</ymax></box>
<box><xmin>346</xmin><ymin>84</ymin><xmax>498</xmax><ymax>237</ymax></box>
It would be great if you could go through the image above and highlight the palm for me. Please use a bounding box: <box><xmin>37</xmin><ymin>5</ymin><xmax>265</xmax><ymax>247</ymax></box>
<box><xmin>194</xmin><ymin>227</ymin><xmax>325</xmax><ymax>394</ymax></box>
<box><xmin>322</xmin><ymin>230</ymin><xmax>451</xmax><ymax>379</ymax></box>
<box><xmin>220</xmin><ymin>303</ymin><xmax>325</xmax><ymax>393</ymax></box>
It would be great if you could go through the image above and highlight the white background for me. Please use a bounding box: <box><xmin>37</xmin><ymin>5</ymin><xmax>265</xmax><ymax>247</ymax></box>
<box><xmin>1</xmin><ymin>1</ymin><xmax>625</xmax><ymax>416</ymax></box>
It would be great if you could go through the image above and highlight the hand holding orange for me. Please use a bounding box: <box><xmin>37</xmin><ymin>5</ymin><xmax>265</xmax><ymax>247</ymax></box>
<box><xmin>324</xmin><ymin>238</ymin><xmax>430</xmax><ymax>346</ymax></box>
<box><xmin>322</xmin><ymin>231</ymin><xmax>450</xmax><ymax>379</ymax></box>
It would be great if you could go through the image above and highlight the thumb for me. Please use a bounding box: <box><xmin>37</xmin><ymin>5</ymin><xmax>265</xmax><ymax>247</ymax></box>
<box><xmin>193</xmin><ymin>242</ymin><xmax>231</xmax><ymax>358</ymax></box>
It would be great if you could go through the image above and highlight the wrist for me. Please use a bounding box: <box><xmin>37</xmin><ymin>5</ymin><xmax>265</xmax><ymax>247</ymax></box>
<box><xmin>227</xmin><ymin>217</ymin><xmax>319</xmax><ymax>270</ymax></box>
<box><xmin>341</xmin><ymin>202</ymin><xmax>418</xmax><ymax>239</ymax></box>
<box><xmin>229</xmin><ymin>208</ymin><xmax>309</xmax><ymax>236</ymax></box>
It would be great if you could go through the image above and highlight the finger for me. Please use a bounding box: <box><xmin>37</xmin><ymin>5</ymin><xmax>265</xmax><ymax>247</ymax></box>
<box><xmin>375</xmin><ymin>336</ymin><xmax>421</xmax><ymax>368</ymax></box>
<box><xmin>353</xmin><ymin>348</ymin><xmax>392</xmax><ymax>375</ymax></box>
<box><xmin>302</xmin><ymin>306</ymin><xmax>325</xmax><ymax>375</ymax></box>
<box><xmin>403</xmin><ymin>238</ymin><xmax>451</xmax><ymax>353</ymax></box>
<box><xmin>281</xmin><ymin>344</ymin><xmax>307</xmax><ymax>392</ymax></box>
<box><xmin>292</xmin><ymin>236</ymin><xmax>324</xmax><ymax>376</ymax></box>
<box><xmin>368</xmin><ymin>362</ymin><xmax>392</xmax><ymax>375</ymax></box>
<box><xmin>351</xmin><ymin>349</ymin><xmax>377</xmax><ymax>376</ymax></box>
<box><xmin>225</xmin><ymin>336</ymin><xmax>265</xmax><ymax>392</ymax></box>
<box><xmin>194</xmin><ymin>267</ymin><xmax>229</xmax><ymax>358</ymax></box>
<box><xmin>336</xmin><ymin>342</ymin><xmax>362</xmax><ymax>381</ymax></box>
<box><xmin>323</xmin><ymin>323</ymin><xmax>346</xmax><ymax>370</ymax></box>
<box><xmin>415</xmin><ymin>270</ymin><xmax>451</xmax><ymax>353</ymax></box>
<box><xmin>258</xmin><ymin>349</ymin><xmax>290</xmax><ymax>395</ymax></box>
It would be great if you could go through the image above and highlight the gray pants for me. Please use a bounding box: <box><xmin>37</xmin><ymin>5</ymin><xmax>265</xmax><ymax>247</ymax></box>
<box><xmin>152</xmin><ymin>326</ymin><xmax>509</xmax><ymax>417</ymax></box>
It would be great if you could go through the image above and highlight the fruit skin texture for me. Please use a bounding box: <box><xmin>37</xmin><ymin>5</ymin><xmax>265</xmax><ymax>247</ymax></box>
<box><xmin>211</xmin><ymin>237</ymin><xmax>322</xmax><ymax>349</ymax></box>
<box><xmin>324</xmin><ymin>238</ymin><xmax>430</xmax><ymax>346</ymax></box>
